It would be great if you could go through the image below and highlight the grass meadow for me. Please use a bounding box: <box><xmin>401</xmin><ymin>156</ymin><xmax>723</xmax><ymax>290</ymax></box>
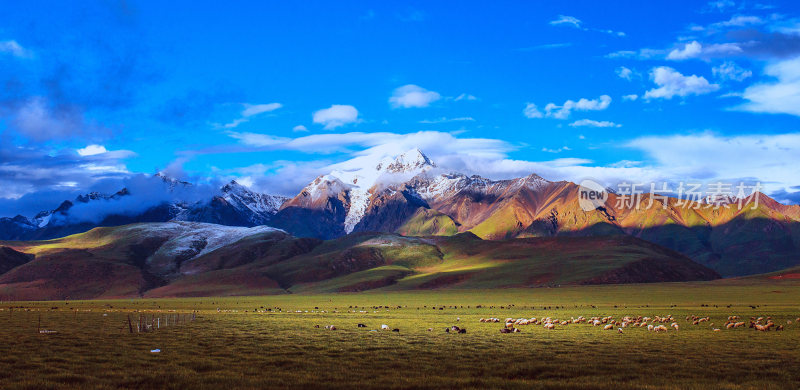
<box><xmin>1</xmin><ymin>281</ymin><xmax>799</xmax><ymax>389</ymax></box>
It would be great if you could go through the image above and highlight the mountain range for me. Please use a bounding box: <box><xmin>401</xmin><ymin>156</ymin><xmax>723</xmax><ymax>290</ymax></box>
<box><xmin>2</xmin><ymin>148</ymin><xmax>800</xmax><ymax>280</ymax></box>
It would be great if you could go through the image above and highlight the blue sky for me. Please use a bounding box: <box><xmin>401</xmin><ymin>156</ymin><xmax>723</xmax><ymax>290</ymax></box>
<box><xmin>2</xmin><ymin>0</ymin><xmax>800</xmax><ymax>216</ymax></box>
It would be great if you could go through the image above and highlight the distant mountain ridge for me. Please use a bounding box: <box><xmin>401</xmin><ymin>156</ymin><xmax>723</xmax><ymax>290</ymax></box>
<box><xmin>0</xmin><ymin>175</ymin><xmax>288</xmax><ymax>241</ymax></box>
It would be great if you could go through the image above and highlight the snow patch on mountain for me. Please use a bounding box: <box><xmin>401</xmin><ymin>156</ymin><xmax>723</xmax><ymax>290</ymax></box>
<box><xmin>134</xmin><ymin>221</ymin><xmax>283</xmax><ymax>262</ymax></box>
<box><xmin>415</xmin><ymin>172</ymin><xmax>551</xmax><ymax>201</ymax></box>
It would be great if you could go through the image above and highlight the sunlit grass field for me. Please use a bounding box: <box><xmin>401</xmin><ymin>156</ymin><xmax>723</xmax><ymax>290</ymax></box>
<box><xmin>1</xmin><ymin>281</ymin><xmax>799</xmax><ymax>389</ymax></box>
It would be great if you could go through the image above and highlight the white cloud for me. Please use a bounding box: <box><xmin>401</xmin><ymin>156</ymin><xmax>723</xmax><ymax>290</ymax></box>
<box><xmin>228</xmin><ymin>131</ymin><xmax>511</xmax><ymax>158</ymax></box>
<box><xmin>549</xmin><ymin>15</ymin><xmax>582</xmax><ymax>28</ymax></box>
<box><xmin>549</xmin><ymin>15</ymin><xmax>624</xmax><ymax>36</ymax></box>
<box><xmin>0</xmin><ymin>144</ymin><xmax>136</xmax><ymax>203</ymax></box>
<box><xmin>312</xmin><ymin>104</ymin><xmax>360</xmax><ymax>129</ymax></box>
<box><xmin>292</xmin><ymin>125</ymin><xmax>308</xmax><ymax>132</ymax></box>
<box><xmin>523</xmin><ymin>103</ymin><xmax>543</xmax><ymax>118</ymax></box>
<box><xmin>220</xmin><ymin>102</ymin><xmax>283</xmax><ymax>128</ymax></box>
<box><xmin>707</xmin><ymin>0</ymin><xmax>735</xmax><ymax>11</ymax></box>
<box><xmin>389</xmin><ymin>85</ymin><xmax>441</xmax><ymax>108</ymax></box>
<box><xmin>0</xmin><ymin>40</ymin><xmax>31</xmax><ymax>58</ymax></box>
<box><xmin>626</xmin><ymin>132</ymin><xmax>800</xmax><ymax>196</ymax></box>
<box><xmin>454</xmin><ymin>93</ymin><xmax>478</xmax><ymax>101</ymax></box>
<box><xmin>622</xmin><ymin>94</ymin><xmax>639</xmax><ymax>101</ymax></box>
<box><xmin>667</xmin><ymin>41</ymin><xmax>742</xmax><ymax>60</ymax></box>
<box><xmin>77</xmin><ymin>145</ymin><xmax>108</xmax><ymax>156</ymax></box>
<box><xmin>644</xmin><ymin>67</ymin><xmax>719</xmax><ymax>99</ymax></box>
<box><xmin>518</xmin><ymin>43</ymin><xmax>573</xmax><ymax>51</ymax></box>
<box><xmin>711</xmin><ymin>15</ymin><xmax>764</xmax><ymax>28</ymax></box>
<box><xmin>542</xmin><ymin>146</ymin><xmax>571</xmax><ymax>153</ymax></box>
<box><xmin>667</xmin><ymin>41</ymin><xmax>703</xmax><ymax>60</ymax></box>
<box><xmin>713</xmin><ymin>61</ymin><xmax>752</xmax><ymax>81</ymax></box>
<box><xmin>737</xmin><ymin>56</ymin><xmax>800</xmax><ymax>116</ymax></box>
<box><xmin>229</xmin><ymin>133</ymin><xmax>290</xmax><ymax>147</ymax></box>
<box><xmin>544</xmin><ymin>95</ymin><xmax>612</xmax><ymax>119</ymax></box>
<box><xmin>10</xmin><ymin>97</ymin><xmax>89</xmax><ymax>141</ymax></box>
<box><xmin>616</xmin><ymin>66</ymin><xmax>634</xmax><ymax>80</ymax></box>
<box><xmin>221</xmin><ymin>119</ymin><xmax>247</xmax><ymax>129</ymax></box>
<box><xmin>419</xmin><ymin>117</ymin><xmax>475</xmax><ymax>124</ymax></box>
<box><xmin>568</xmin><ymin>119</ymin><xmax>621</xmax><ymax>128</ymax></box>
<box><xmin>242</xmin><ymin>103</ymin><xmax>282</xmax><ymax>117</ymax></box>
<box><xmin>606</xmin><ymin>48</ymin><xmax>665</xmax><ymax>60</ymax></box>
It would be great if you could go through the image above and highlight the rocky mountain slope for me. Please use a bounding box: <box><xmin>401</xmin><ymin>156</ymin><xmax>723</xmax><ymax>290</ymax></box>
<box><xmin>272</xmin><ymin>150</ymin><xmax>800</xmax><ymax>277</ymax></box>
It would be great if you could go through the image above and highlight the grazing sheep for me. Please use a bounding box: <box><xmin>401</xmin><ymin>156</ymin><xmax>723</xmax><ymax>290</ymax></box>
<box><xmin>381</xmin><ymin>324</ymin><xmax>390</xmax><ymax>330</ymax></box>
<box><xmin>713</xmin><ymin>328</ymin><xmax>721</xmax><ymax>332</ymax></box>
<box><xmin>647</xmin><ymin>325</ymin><xmax>654</xmax><ymax>332</ymax></box>
<box><xmin>776</xmin><ymin>325</ymin><xmax>784</xmax><ymax>331</ymax></box>
<box><xmin>392</xmin><ymin>328</ymin><xmax>400</xmax><ymax>332</ymax></box>
<box><xmin>726</xmin><ymin>323</ymin><xmax>735</xmax><ymax>329</ymax></box>
<box><xmin>458</xmin><ymin>328</ymin><xmax>467</xmax><ymax>334</ymax></box>
<box><xmin>357</xmin><ymin>323</ymin><xmax>367</xmax><ymax>328</ymax></box>
<box><xmin>427</xmin><ymin>328</ymin><xmax>433</xmax><ymax>332</ymax></box>
<box><xmin>543</xmin><ymin>323</ymin><xmax>555</xmax><ymax>330</ymax></box>
<box><xmin>500</xmin><ymin>328</ymin><xmax>512</xmax><ymax>334</ymax></box>
<box><xmin>618</xmin><ymin>328</ymin><xmax>623</xmax><ymax>334</ymax></box>
<box><xmin>603</xmin><ymin>324</ymin><xmax>614</xmax><ymax>330</ymax></box>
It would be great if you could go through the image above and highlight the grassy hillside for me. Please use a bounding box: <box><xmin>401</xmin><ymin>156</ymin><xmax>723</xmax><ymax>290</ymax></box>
<box><xmin>395</xmin><ymin>208</ymin><xmax>459</xmax><ymax>236</ymax></box>
<box><xmin>421</xmin><ymin>183</ymin><xmax>800</xmax><ymax>277</ymax></box>
<box><xmin>0</xmin><ymin>222</ymin><xmax>723</xmax><ymax>300</ymax></box>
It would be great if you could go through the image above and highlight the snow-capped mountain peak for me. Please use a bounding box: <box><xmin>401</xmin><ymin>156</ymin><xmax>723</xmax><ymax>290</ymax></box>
<box><xmin>301</xmin><ymin>148</ymin><xmax>437</xmax><ymax>234</ymax></box>
<box><xmin>381</xmin><ymin>148</ymin><xmax>436</xmax><ymax>173</ymax></box>
<box><xmin>221</xmin><ymin>180</ymin><xmax>288</xmax><ymax>219</ymax></box>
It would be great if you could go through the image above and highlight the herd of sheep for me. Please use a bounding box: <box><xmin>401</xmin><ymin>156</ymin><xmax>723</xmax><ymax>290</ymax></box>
<box><xmin>479</xmin><ymin>314</ymin><xmax>799</xmax><ymax>334</ymax></box>
<box><xmin>315</xmin><ymin>314</ymin><xmax>800</xmax><ymax>334</ymax></box>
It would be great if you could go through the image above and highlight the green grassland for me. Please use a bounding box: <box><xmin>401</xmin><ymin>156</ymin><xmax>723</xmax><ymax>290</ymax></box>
<box><xmin>1</xmin><ymin>280</ymin><xmax>799</xmax><ymax>389</ymax></box>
